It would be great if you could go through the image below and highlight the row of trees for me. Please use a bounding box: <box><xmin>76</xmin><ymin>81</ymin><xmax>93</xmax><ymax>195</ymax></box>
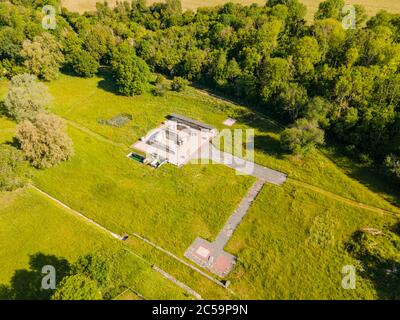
<box><xmin>0</xmin><ymin>0</ymin><xmax>399</xmax><ymax>181</ymax></box>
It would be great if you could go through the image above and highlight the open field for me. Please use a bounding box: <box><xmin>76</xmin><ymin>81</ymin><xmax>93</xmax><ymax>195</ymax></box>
<box><xmin>0</xmin><ymin>188</ymin><xmax>190</xmax><ymax>299</ymax></box>
<box><xmin>225</xmin><ymin>182</ymin><xmax>398</xmax><ymax>299</ymax></box>
<box><xmin>43</xmin><ymin>74</ymin><xmax>400</xmax><ymax>212</ymax></box>
<box><xmin>62</xmin><ymin>0</ymin><xmax>400</xmax><ymax>21</ymax></box>
<box><xmin>32</xmin><ymin>124</ymin><xmax>255</xmax><ymax>252</ymax></box>
<box><xmin>1</xmin><ymin>72</ymin><xmax>399</xmax><ymax>299</ymax></box>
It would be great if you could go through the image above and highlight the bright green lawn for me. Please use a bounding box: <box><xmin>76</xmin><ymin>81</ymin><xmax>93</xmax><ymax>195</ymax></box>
<box><xmin>0</xmin><ymin>188</ymin><xmax>190</xmax><ymax>299</ymax></box>
<box><xmin>0</xmin><ymin>117</ymin><xmax>15</xmax><ymax>144</ymax></box>
<box><xmin>33</xmin><ymin>125</ymin><xmax>254</xmax><ymax>253</ymax></box>
<box><xmin>0</xmin><ymin>81</ymin><xmax>14</xmax><ymax>143</ymax></box>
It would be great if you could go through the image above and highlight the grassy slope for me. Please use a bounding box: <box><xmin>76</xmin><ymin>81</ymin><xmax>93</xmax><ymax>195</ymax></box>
<box><xmin>44</xmin><ymin>75</ymin><xmax>399</xmax><ymax>299</ymax></box>
<box><xmin>0</xmin><ymin>188</ymin><xmax>189</xmax><ymax>299</ymax></box>
<box><xmin>225</xmin><ymin>182</ymin><xmax>397</xmax><ymax>299</ymax></box>
<box><xmin>63</xmin><ymin>0</ymin><xmax>400</xmax><ymax>21</ymax></box>
<box><xmin>0</xmin><ymin>117</ymin><xmax>15</xmax><ymax>144</ymax></box>
<box><xmin>46</xmin><ymin>74</ymin><xmax>399</xmax><ymax>212</ymax></box>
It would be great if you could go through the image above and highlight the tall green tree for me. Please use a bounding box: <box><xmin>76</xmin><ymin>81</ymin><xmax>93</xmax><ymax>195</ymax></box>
<box><xmin>111</xmin><ymin>42</ymin><xmax>151</xmax><ymax>96</ymax></box>
<box><xmin>52</xmin><ymin>274</ymin><xmax>102</xmax><ymax>300</ymax></box>
<box><xmin>314</xmin><ymin>0</ymin><xmax>345</xmax><ymax>21</ymax></box>
<box><xmin>21</xmin><ymin>32</ymin><xmax>64</xmax><ymax>81</ymax></box>
<box><xmin>4</xmin><ymin>73</ymin><xmax>51</xmax><ymax>122</ymax></box>
<box><xmin>16</xmin><ymin>113</ymin><xmax>74</xmax><ymax>169</ymax></box>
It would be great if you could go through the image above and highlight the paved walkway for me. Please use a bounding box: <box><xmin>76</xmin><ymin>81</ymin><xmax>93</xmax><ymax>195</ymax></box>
<box><xmin>214</xmin><ymin>179</ymin><xmax>265</xmax><ymax>251</ymax></box>
<box><xmin>198</xmin><ymin>143</ymin><xmax>287</xmax><ymax>185</ymax></box>
<box><xmin>184</xmin><ymin>179</ymin><xmax>266</xmax><ymax>277</ymax></box>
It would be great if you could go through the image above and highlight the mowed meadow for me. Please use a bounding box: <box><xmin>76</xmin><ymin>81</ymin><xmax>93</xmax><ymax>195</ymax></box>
<box><xmin>1</xmin><ymin>73</ymin><xmax>399</xmax><ymax>299</ymax></box>
<box><xmin>62</xmin><ymin>0</ymin><xmax>400</xmax><ymax>21</ymax></box>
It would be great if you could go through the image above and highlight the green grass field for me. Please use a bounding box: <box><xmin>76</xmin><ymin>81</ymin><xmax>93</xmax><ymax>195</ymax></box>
<box><xmin>44</xmin><ymin>74</ymin><xmax>400</xmax><ymax>212</ymax></box>
<box><xmin>1</xmin><ymin>72</ymin><xmax>399</xmax><ymax>299</ymax></box>
<box><xmin>0</xmin><ymin>188</ymin><xmax>190</xmax><ymax>299</ymax></box>
<box><xmin>32</xmin><ymin>124</ymin><xmax>254</xmax><ymax>253</ymax></box>
<box><xmin>226</xmin><ymin>182</ymin><xmax>398</xmax><ymax>299</ymax></box>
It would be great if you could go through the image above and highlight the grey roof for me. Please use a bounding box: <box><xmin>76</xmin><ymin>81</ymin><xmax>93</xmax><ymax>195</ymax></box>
<box><xmin>168</xmin><ymin>113</ymin><xmax>215</xmax><ymax>130</ymax></box>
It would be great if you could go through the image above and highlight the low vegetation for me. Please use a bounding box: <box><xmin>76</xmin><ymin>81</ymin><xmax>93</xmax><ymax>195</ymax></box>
<box><xmin>0</xmin><ymin>145</ymin><xmax>29</xmax><ymax>191</ymax></box>
<box><xmin>4</xmin><ymin>74</ymin><xmax>51</xmax><ymax>122</ymax></box>
<box><xmin>226</xmin><ymin>182</ymin><xmax>398</xmax><ymax>299</ymax></box>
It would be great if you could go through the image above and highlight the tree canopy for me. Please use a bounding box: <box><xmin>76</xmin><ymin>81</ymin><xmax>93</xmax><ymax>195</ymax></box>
<box><xmin>110</xmin><ymin>42</ymin><xmax>151</xmax><ymax>96</ymax></box>
<box><xmin>0</xmin><ymin>145</ymin><xmax>29</xmax><ymax>191</ymax></box>
<box><xmin>16</xmin><ymin>113</ymin><xmax>74</xmax><ymax>168</ymax></box>
<box><xmin>4</xmin><ymin>73</ymin><xmax>51</xmax><ymax>122</ymax></box>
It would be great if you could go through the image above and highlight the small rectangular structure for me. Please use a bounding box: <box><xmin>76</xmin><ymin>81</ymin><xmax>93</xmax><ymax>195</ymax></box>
<box><xmin>168</xmin><ymin>113</ymin><xmax>215</xmax><ymax>131</ymax></box>
<box><xmin>223</xmin><ymin>118</ymin><xmax>236</xmax><ymax>126</ymax></box>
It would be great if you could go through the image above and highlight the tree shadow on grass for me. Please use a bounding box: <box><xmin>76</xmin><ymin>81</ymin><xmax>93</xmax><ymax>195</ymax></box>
<box><xmin>221</xmin><ymin>106</ymin><xmax>286</xmax><ymax>159</ymax></box>
<box><xmin>0</xmin><ymin>253</ymin><xmax>70</xmax><ymax>300</ymax></box>
<box><xmin>391</xmin><ymin>222</ymin><xmax>400</xmax><ymax>236</ymax></box>
<box><xmin>96</xmin><ymin>69</ymin><xmax>120</xmax><ymax>95</ymax></box>
<box><xmin>322</xmin><ymin>141</ymin><xmax>400</xmax><ymax>208</ymax></box>
<box><xmin>254</xmin><ymin>134</ymin><xmax>286</xmax><ymax>159</ymax></box>
<box><xmin>346</xmin><ymin>228</ymin><xmax>400</xmax><ymax>300</ymax></box>
<box><xmin>0</xmin><ymin>102</ymin><xmax>7</xmax><ymax>117</ymax></box>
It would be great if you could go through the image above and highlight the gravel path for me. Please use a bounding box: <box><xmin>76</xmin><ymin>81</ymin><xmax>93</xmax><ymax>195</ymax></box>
<box><xmin>199</xmin><ymin>143</ymin><xmax>287</xmax><ymax>185</ymax></box>
<box><xmin>214</xmin><ymin>179</ymin><xmax>265</xmax><ymax>251</ymax></box>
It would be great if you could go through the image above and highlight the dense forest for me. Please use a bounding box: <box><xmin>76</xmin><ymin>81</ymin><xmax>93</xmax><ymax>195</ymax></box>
<box><xmin>1</xmin><ymin>0</ymin><xmax>400</xmax><ymax>181</ymax></box>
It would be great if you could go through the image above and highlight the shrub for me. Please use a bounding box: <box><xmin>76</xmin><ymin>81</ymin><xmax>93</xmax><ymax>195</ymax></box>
<box><xmin>384</xmin><ymin>154</ymin><xmax>400</xmax><ymax>179</ymax></box>
<box><xmin>70</xmin><ymin>49</ymin><xmax>99</xmax><ymax>78</ymax></box>
<box><xmin>281</xmin><ymin>118</ymin><xmax>325</xmax><ymax>155</ymax></box>
<box><xmin>16</xmin><ymin>113</ymin><xmax>74</xmax><ymax>169</ymax></box>
<box><xmin>0</xmin><ymin>144</ymin><xmax>29</xmax><ymax>191</ymax></box>
<box><xmin>171</xmin><ymin>76</ymin><xmax>188</xmax><ymax>92</ymax></box>
<box><xmin>152</xmin><ymin>75</ymin><xmax>169</xmax><ymax>96</ymax></box>
<box><xmin>4</xmin><ymin>74</ymin><xmax>51</xmax><ymax>122</ymax></box>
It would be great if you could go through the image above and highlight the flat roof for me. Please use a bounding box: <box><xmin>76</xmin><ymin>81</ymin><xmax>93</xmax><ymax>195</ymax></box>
<box><xmin>168</xmin><ymin>113</ymin><xmax>215</xmax><ymax>131</ymax></box>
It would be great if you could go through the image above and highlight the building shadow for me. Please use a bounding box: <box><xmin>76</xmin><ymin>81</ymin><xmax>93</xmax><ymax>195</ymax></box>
<box><xmin>0</xmin><ymin>253</ymin><xmax>70</xmax><ymax>300</ymax></box>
